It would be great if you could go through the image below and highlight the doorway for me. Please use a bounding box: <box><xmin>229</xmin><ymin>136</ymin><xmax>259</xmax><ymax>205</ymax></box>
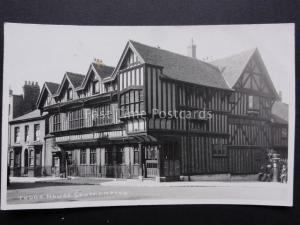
<box><xmin>145</xmin><ymin>145</ymin><xmax>158</xmax><ymax>178</ymax></box>
<box><xmin>162</xmin><ymin>141</ymin><xmax>180</xmax><ymax>178</ymax></box>
<box><xmin>24</xmin><ymin>149</ymin><xmax>28</xmax><ymax>175</ymax></box>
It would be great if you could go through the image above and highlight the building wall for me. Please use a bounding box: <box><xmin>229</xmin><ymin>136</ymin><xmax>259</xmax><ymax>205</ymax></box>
<box><xmin>9</xmin><ymin>118</ymin><xmax>46</xmax><ymax>176</ymax></box>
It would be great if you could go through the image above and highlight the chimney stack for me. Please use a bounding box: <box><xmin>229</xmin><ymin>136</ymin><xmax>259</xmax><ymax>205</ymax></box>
<box><xmin>94</xmin><ymin>58</ymin><xmax>104</xmax><ymax>65</ymax></box>
<box><xmin>187</xmin><ymin>38</ymin><xmax>197</xmax><ymax>58</ymax></box>
<box><xmin>23</xmin><ymin>80</ymin><xmax>40</xmax><ymax>113</ymax></box>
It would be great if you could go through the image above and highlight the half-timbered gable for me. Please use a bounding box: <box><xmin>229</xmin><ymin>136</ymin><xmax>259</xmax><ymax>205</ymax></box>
<box><xmin>212</xmin><ymin>48</ymin><xmax>280</xmax><ymax>174</ymax></box>
<box><xmin>54</xmin><ymin>72</ymin><xmax>85</xmax><ymax>103</ymax></box>
<box><xmin>36</xmin><ymin>82</ymin><xmax>60</xmax><ymax>110</ymax></box>
<box><xmin>78</xmin><ymin>63</ymin><xmax>115</xmax><ymax>98</ymax></box>
<box><xmin>111</xmin><ymin>41</ymin><xmax>146</xmax><ymax>138</ymax></box>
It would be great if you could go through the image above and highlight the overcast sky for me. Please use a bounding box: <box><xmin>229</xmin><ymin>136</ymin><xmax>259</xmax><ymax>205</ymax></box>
<box><xmin>3</xmin><ymin>23</ymin><xmax>294</xmax><ymax>104</ymax></box>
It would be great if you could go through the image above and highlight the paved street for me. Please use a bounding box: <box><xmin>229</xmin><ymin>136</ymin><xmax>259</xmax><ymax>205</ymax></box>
<box><xmin>6</xmin><ymin>178</ymin><xmax>290</xmax><ymax>205</ymax></box>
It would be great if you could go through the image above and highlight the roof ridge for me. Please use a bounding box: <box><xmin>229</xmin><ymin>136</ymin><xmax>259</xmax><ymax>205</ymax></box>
<box><xmin>211</xmin><ymin>48</ymin><xmax>257</xmax><ymax>63</ymax></box>
<box><xmin>66</xmin><ymin>71</ymin><xmax>85</xmax><ymax>77</ymax></box>
<box><xmin>91</xmin><ymin>62</ymin><xmax>115</xmax><ymax>69</ymax></box>
<box><xmin>45</xmin><ymin>81</ymin><xmax>60</xmax><ymax>85</ymax></box>
<box><xmin>129</xmin><ymin>40</ymin><xmax>220</xmax><ymax>72</ymax></box>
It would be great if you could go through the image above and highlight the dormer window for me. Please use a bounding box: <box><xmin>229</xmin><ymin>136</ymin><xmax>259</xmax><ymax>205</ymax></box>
<box><xmin>46</xmin><ymin>96</ymin><xmax>52</xmax><ymax>105</ymax></box>
<box><xmin>92</xmin><ymin>80</ymin><xmax>100</xmax><ymax>94</ymax></box>
<box><xmin>67</xmin><ymin>88</ymin><xmax>73</xmax><ymax>100</ymax></box>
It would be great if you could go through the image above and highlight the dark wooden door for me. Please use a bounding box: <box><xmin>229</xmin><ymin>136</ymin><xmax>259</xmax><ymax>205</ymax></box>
<box><xmin>162</xmin><ymin>141</ymin><xmax>180</xmax><ymax>178</ymax></box>
<box><xmin>24</xmin><ymin>149</ymin><xmax>28</xmax><ymax>175</ymax></box>
<box><xmin>14</xmin><ymin>148</ymin><xmax>22</xmax><ymax>176</ymax></box>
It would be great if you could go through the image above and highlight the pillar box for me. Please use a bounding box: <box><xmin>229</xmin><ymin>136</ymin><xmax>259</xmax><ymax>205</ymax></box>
<box><xmin>271</xmin><ymin>153</ymin><xmax>280</xmax><ymax>182</ymax></box>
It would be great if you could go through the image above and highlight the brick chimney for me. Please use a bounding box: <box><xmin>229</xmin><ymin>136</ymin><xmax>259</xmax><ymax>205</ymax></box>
<box><xmin>94</xmin><ymin>58</ymin><xmax>105</xmax><ymax>65</ymax></box>
<box><xmin>187</xmin><ymin>38</ymin><xmax>197</xmax><ymax>58</ymax></box>
<box><xmin>22</xmin><ymin>81</ymin><xmax>40</xmax><ymax>113</ymax></box>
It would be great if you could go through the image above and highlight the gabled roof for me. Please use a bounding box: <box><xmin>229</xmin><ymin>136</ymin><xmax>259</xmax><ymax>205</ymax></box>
<box><xmin>210</xmin><ymin>48</ymin><xmax>279</xmax><ymax>99</ymax></box>
<box><xmin>10</xmin><ymin>109</ymin><xmax>47</xmax><ymax>123</ymax></box>
<box><xmin>91</xmin><ymin>63</ymin><xmax>114</xmax><ymax>79</ymax></box>
<box><xmin>272</xmin><ymin>101</ymin><xmax>288</xmax><ymax>124</ymax></box>
<box><xmin>45</xmin><ymin>82</ymin><xmax>60</xmax><ymax>95</ymax></box>
<box><xmin>66</xmin><ymin>72</ymin><xmax>85</xmax><ymax>88</ymax></box>
<box><xmin>36</xmin><ymin>82</ymin><xmax>60</xmax><ymax>109</ymax></box>
<box><xmin>128</xmin><ymin>40</ymin><xmax>231</xmax><ymax>90</ymax></box>
<box><xmin>78</xmin><ymin>63</ymin><xmax>115</xmax><ymax>90</ymax></box>
<box><xmin>210</xmin><ymin>48</ymin><xmax>256</xmax><ymax>88</ymax></box>
<box><xmin>54</xmin><ymin>72</ymin><xmax>85</xmax><ymax>97</ymax></box>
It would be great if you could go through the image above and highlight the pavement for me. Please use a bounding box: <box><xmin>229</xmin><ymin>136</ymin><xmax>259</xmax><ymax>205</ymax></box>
<box><xmin>5</xmin><ymin>176</ymin><xmax>290</xmax><ymax>206</ymax></box>
<box><xmin>9</xmin><ymin>176</ymin><xmax>286</xmax><ymax>187</ymax></box>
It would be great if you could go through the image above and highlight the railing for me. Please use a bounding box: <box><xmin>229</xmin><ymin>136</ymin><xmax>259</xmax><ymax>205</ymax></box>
<box><xmin>9</xmin><ymin>165</ymin><xmax>143</xmax><ymax>178</ymax></box>
<box><xmin>66</xmin><ymin>165</ymin><xmax>140</xmax><ymax>178</ymax></box>
<box><xmin>9</xmin><ymin>166</ymin><xmax>45</xmax><ymax>177</ymax></box>
<box><xmin>51</xmin><ymin>115</ymin><xmax>115</xmax><ymax>133</ymax></box>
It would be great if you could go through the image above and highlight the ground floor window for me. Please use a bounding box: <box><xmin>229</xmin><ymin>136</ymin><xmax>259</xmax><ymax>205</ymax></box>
<box><xmin>53</xmin><ymin>157</ymin><xmax>60</xmax><ymax>167</ymax></box>
<box><xmin>9</xmin><ymin>151</ymin><xmax>14</xmax><ymax>167</ymax></box>
<box><xmin>116</xmin><ymin>148</ymin><xmax>125</xmax><ymax>164</ymax></box>
<box><xmin>66</xmin><ymin>151</ymin><xmax>73</xmax><ymax>165</ymax></box>
<box><xmin>105</xmin><ymin>149</ymin><xmax>113</xmax><ymax>165</ymax></box>
<box><xmin>212</xmin><ymin>141</ymin><xmax>227</xmax><ymax>157</ymax></box>
<box><xmin>90</xmin><ymin>148</ymin><xmax>96</xmax><ymax>164</ymax></box>
<box><xmin>145</xmin><ymin>146</ymin><xmax>157</xmax><ymax>160</ymax></box>
<box><xmin>29</xmin><ymin>150</ymin><xmax>34</xmax><ymax>166</ymax></box>
<box><xmin>133</xmin><ymin>148</ymin><xmax>139</xmax><ymax>164</ymax></box>
<box><xmin>80</xmin><ymin>149</ymin><xmax>86</xmax><ymax>164</ymax></box>
<box><xmin>35</xmin><ymin>150</ymin><xmax>41</xmax><ymax>166</ymax></box>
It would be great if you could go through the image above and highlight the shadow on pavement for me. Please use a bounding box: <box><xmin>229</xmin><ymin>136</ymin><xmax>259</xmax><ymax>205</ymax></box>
<box><xmin>7</xmin><ymin>182</ymin><xmax>91</xmax><ymax>190</ymax></box>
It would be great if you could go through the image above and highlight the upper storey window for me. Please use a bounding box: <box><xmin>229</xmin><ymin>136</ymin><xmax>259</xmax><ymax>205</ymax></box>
<box><xmin>46</xmin><ymin>96</ymin><xmax>52</xmax><ymax>105</ymax></box>
<box><xmin>119</xmin><ymin>67</ymin><xmax>144</xmax><ymax>91</ymax></box>
<box><xmin>248</xmin><ymin>95</ymin><xmax>260</xmax><ymax>111</ymax></box>
<box><xmin>34</xmin><ymin>124</ymin><xmax>40</xmax><ymax>141</ymax></box>
<box><xmin>14</xmin><ymin>127</ymin><xmax>20</xmax><ymax>143</ymax></box>
<box><xmin>92</xmin><ymin>80</ymin><xmax>100</xmax><ymax>94</ymax></box>
<box><xmin>67</xmin><ymin>88</ymin><xmax>73</xmax><ymax>100</ymax></box>
<box><xmin>121</xmin><ymin>49</ymin><xmax>139</xmax><ymax>69</ymax></box>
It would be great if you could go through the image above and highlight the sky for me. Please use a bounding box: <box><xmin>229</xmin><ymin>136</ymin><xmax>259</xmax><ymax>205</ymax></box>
<box><xmin>3</xmin><ymin>23</ymin><xmax>294</xmax><ymax>104</ymax></box>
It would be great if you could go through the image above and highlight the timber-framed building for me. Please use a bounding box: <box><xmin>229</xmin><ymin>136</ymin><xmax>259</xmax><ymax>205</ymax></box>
<box><xmin>19</xmin><ymin>40</ymin><xmax>288</xmax><ymax>180</ymax></box>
